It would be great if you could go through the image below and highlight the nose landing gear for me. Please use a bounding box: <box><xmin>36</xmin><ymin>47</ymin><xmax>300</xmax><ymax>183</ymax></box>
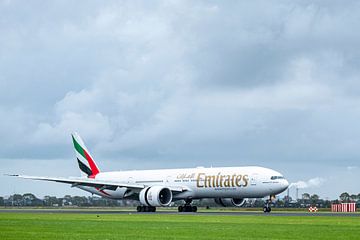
<box><xmin>263</xmin><ymin>201</ymin><xmax>271</xmax><ymax>213</ymax></box>
<box><xmin>263</xmin><ymin>195</ymin><xmax>275</xmax><ymax>213</ymax></box>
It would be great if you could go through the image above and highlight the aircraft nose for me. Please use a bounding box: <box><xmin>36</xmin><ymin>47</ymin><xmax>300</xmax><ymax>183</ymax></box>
<box><xmin>282</xmin><ymin>179</ymin><xmax>289</xmax><ymax>190</ymax></box>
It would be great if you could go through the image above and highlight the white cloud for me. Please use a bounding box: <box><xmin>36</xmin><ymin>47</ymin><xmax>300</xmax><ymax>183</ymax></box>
<box><xmin>290</xmin><ymin>177</ymin><xmax>326</xmax><ymax>189</ymax></box>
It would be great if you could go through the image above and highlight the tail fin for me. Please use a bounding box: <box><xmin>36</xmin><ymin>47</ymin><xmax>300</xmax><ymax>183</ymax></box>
<box><xmin>71</xmin><ymin>132</ymin><xmax>100</xmax><ymax>178</ymax></box>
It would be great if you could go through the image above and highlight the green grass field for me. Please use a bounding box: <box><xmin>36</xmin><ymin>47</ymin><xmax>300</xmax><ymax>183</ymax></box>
<box><xmin>0</xmin><ymin>212</ymin><xmax>359</xmax><ymax>240</ymax></box>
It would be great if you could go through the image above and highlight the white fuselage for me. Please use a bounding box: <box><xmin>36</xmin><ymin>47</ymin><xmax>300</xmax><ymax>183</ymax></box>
<box><xmin>78</xmin><ymin>166</ymin><xmax>289</xmax><ymax>200</ymax></box>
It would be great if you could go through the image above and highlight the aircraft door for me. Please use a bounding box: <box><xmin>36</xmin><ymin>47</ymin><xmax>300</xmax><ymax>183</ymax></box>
<box><xmin>166</xmin><ymin>176</ymin><xmax>172</xmax><ymax>186</ymax></box>
<box><xmin>250</xmin><ymin>174</ymin><xmax>258</xmax><ymax>186</ymax></box>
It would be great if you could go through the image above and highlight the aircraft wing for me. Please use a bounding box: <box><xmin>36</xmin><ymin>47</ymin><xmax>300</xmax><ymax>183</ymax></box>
<box><xmin>7</xmin><ymin>174</ymin><xmax>187</xmax><ymax>192</ymax></box>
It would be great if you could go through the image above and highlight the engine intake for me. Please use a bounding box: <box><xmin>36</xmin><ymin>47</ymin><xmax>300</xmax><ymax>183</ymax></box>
<box><xmin>139</xmin><ymin>186</ymin><xmax>172</xmax><ymax>207</ymax></box>
<box><xmin>215</xmin><ymin>198</ymin><xmax>246</xmax><ymax>207</ymax></box>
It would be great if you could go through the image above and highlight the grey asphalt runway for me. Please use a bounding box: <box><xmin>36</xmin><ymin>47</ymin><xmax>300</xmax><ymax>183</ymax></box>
<box><xmin>0</xmin><ymin>209</ymin><xmax>359</xmax><ymax>217</ymax></box>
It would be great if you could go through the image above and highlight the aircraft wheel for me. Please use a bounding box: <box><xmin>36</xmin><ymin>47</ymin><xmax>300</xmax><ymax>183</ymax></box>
<box><xmin>178</xmin><ymin>206</ymin><xmax>183</xmax><ymax>212</ymax></box>
<box><xmin>185</xmin><ymin>205</ymin><xmax>192</xmax><ymax>212</ymax></box>
<box><xmin>263</xmin><ymin>206</ymin><xmax>271</xmax><ymax>213</ymax></box>
<box><xmin>137</xmin><ymin>206</ymin><xmax>142</xmax><ymax>212</ymax></box>
<box><xmin>192</xmin><ymin>206</ymin><xmax>197</xmax><ymax>212</ymax></box>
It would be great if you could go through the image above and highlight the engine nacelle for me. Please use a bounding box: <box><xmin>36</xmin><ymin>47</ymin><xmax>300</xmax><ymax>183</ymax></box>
<box><xmin>215</xmin><ymin>198</ymin><xmax>246</xmax><ymax>207</ymax></box>
<box><xmin>139</xmin><ymin>186</ymin><xmax>172</xmax><ymax>207</ymax></box>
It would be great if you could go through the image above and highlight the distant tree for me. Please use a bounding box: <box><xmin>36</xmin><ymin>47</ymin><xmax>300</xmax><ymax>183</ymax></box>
<box><xmin>11</xmin><ymin>194</ymin><xmax>23</xmax><ymax>206</ymax></box>
<box><xmin>275</xmin><ymin>199</ymin><xmax>285</xmax><ymax>207</ymax></box>
<box><xmin>350</xmin><ymin>194</ymin><xmax>357</xmax><ymax>201</ymax></box>
<box><xmin>23</xmin><ymin>193</ymin><xmax>34</xmax><ymax>206</ymax></box>
<box><xmin>72</xmin><ymin>196</ymin><xmax>89</xmax><ymax>206</ymax></box>
<box><xmin>339</xmin><ymin>192</ymin><xmax>350</xmax><ymax>202</ymax></box>
<box><xmin>23</xmin><ymin>193</ymin><xmax>37</xmax><ymax>200</ymax></box>
<box><xmin>310</xmin><ymin>194</ymin><xmax>319</xmax><ymax>204</ymax></box>
<box><xmin>323</xmin><ymin>200</ymin><xmax>331</xmax><ymax>208</ymax></box>
<box><xmin>43</xmin><ymin>196</ymin><xmax>59</xmax><ymax>206</ymax></box>
<box><xmin>22</xmin><ymin>193</ymin><xmax>43</xmax><ymax>206</ymax></box>
<box><xmin>302</xmin><ymin>193</ymin><xmax>310</xmax><ymax>200</ymax></box>
<box><xmin>12</xmin><ymin>194</ymin><xmax>22</xmax><ymax>201</ymax></box>
<box><xmin>64</xmin><ymin>195</ymin><xmax>72</xmax><ymax>200</ymax></box>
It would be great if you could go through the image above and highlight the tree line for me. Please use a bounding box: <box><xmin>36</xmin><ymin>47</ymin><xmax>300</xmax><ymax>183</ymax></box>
<box><xmin>0</xmin><ymin>194</ymin><xmax>138</xmax><ymax>207</ymax></box>
<box><xmin>0</xmin><ymin>192</ymin><xmax>359</xmax><ymax>208</ymax></box>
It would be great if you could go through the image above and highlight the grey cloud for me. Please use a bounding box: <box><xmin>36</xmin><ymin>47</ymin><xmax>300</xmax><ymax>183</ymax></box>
<box><xmin>187</xmin><ymin>1</ymin><xmax>360</xmax><ymax>89</ymax></box>
<box><xmin>1</xmin><ymin>1</ymin><xmax>360</xmax><ymax>198</ymax></box>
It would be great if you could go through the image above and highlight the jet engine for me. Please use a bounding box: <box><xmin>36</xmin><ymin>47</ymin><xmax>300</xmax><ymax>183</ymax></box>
<box><xmin>215</xmin><ymin>198</ymin><xmax>246</xmax><ymax>207</ymax></box>
<box><xmin>139</xmin><ymin>186</ymin><xmax>172</xmax><ymax>207</ymax></box>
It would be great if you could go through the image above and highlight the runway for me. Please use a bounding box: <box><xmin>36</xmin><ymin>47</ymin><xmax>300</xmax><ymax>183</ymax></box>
<box><xmin>0</xmin><ymin>209</ymin><xmax>359</xmax><ymax>217</ymax></box>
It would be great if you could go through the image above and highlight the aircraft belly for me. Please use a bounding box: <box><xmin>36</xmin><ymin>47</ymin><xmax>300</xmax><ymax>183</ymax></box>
<box><xmin>202</xmin><ymin>188</ymin><xmax>241</xmax><ymax>198</ymax></box>
<box><xmin>188</xmin><ymin>184</ymin><xmax>269</xmax><ymax>199</ymax></box>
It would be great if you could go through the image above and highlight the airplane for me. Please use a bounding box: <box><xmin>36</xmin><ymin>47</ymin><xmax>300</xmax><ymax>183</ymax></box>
<box><xmin>9</xmin><ymin>132</ymin><xmax>289</xmax><ymax>213</ymax></box>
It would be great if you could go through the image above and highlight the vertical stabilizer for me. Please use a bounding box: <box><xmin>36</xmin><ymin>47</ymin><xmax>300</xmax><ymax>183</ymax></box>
<box><xmin>71</xmin><ymin>132</ymin><xmax>100</xmax><ymax>178</ymax></box>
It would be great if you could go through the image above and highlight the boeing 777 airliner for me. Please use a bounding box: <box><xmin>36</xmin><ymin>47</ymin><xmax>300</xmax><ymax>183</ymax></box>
<box><xmin>10</xmin><ymin>133</ymin><xmax>289</xmax><ymax>213</ymax></box>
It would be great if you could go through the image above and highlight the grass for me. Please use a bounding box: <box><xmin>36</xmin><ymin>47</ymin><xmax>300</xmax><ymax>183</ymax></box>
<box><xmin>0</xmin><ymin>212</ymin><xmax>359</xmax><ymax>240</ymax></box>
<box><xmin>3</xmin><ymin>206</ymin><xmax>358</xmax><ymax>212</ymax></box>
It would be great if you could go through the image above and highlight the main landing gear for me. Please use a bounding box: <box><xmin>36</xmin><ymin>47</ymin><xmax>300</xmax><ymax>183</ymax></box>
<box><xmin>137</xmin><ymin>206</ymin><xmax>156</xmax><ymax>212</ymax></box>
<box><xmin>178</xmin><ymin>199</ymin><xmax>197</xmax><ymax>212</ymax></box>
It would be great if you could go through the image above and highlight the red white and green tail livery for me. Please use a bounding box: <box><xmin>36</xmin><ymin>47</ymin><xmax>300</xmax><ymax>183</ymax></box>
<box><xmin>72</xmin><ymin>132</ymin><xmax>100</xmax><ymax>178</ymax></box>
<box><xmin>9</xmin><ymin>133</ymin><xmax>289</xmax><ymax>213</ymax></box>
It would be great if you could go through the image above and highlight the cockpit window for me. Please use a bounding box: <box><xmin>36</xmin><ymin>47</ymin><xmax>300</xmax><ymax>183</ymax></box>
<box><xmin>271</xmin><ymin>176</ymin><xmax>284</xmax><ymax>180</ymax></box>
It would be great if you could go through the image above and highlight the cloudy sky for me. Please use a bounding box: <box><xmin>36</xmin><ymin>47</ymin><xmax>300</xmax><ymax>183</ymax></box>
<box><xmin>1</xmin><ymin>0</ymin><xmax>360</xmax><ymax>199</ymax></box>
